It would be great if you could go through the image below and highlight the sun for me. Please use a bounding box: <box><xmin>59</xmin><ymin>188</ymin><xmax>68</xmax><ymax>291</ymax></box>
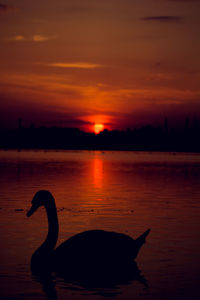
<box><xmin>94</xmin><ymin>123</ymin><xmax>104</xmax><ymax>134</ymax></box>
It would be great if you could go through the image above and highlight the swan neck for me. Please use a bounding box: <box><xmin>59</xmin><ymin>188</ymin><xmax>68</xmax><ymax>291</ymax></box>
<box><xmin>43</xmin><ymin>198</ymin><xmax>59</xmax><ymax>251</ymax></box>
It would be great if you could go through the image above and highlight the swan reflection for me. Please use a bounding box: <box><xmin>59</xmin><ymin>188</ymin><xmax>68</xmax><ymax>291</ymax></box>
<box><xmin>33</xmin><ymin>261</ymin><xmax>148</xmax><ymax>299</ymax></box>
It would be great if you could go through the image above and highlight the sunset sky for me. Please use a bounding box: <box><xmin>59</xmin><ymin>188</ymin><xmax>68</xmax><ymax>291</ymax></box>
<box><xmin>0</xmin><ymin>0</ymin><xmax>200</xmax><ymax>131</ymax></box>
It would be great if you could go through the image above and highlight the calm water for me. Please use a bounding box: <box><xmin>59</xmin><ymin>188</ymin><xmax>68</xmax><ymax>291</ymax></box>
<box><xmin>0</xmin><ymin>150</ymin><xmax>200</xmax><ymax>300</ymax></box>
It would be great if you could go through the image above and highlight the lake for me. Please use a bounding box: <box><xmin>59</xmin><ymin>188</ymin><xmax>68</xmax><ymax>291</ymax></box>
<box><xmin>0</xmin><ymin>150</ymin><xmax>199</xmax><ymax>300</ymax></box>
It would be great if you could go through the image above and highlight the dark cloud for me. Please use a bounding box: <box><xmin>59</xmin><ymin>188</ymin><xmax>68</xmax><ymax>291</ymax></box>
<box><xmin>46</xmin><ymin>118</ymin><xmax>92</xmax><ymax>128</ymax></box>
<box><xmin>0</xmin><ymin>92</ymin><xmax>90</xmax><ymax>130</ymax></box>
<box><xmin>0</xmin><ymin>3</ymin><xmax>17</xmax><ymax>13</ymax></box>
<box><xmin>142</xmin><ymin>16</ymin><xmax>183</xmax><ymax>23</ymax></box>
<box><xmin>168</xmin><ymin>0</ymin><xmax>199</xmax><ymax>2</ymax></box>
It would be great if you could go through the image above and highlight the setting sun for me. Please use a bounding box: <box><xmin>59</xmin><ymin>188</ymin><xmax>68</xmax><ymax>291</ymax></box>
<box><xmin>94</xmin><ymin>123</ymin><xmax>104</xmax><ymax>134</ymax></box>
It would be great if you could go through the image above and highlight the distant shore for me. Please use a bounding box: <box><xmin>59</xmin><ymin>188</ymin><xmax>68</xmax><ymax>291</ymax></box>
<box><xmin>1</xmin><ymin>124</ymin><xmax>200</xmax><ymax>152</ymax></box>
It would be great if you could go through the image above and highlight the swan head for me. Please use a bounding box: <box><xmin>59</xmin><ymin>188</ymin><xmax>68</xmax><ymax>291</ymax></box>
<box><xmin>27</xmin><ymin>190</ymin><xmax>54</xmax><ymax>217</ymax></box>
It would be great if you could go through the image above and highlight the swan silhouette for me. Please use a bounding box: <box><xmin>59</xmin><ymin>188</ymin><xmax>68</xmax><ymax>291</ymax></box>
<box><xmin>27</xmin><ymin>190</ymin><xmax>150</xmax><ymax>275</ymax></box>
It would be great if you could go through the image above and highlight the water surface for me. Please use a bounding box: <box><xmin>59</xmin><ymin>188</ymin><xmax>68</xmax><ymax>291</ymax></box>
<box><xmin>0</xmin><ymin>150</ymin><xmax>200</xmax><ymax>300</ymax></box>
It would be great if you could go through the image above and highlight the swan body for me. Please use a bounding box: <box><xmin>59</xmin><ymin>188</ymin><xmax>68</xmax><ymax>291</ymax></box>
<box><xmin>27</xmin><ymin>190</ymin><xmax>150</xmax><ymax>274</ymax></box>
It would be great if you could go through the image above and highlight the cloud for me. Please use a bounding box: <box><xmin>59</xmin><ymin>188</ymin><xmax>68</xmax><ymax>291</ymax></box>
<box><xmin>142</xmin><ymin>16</ymin><xmax>183</xmax><ymax>23</ymax></box>
<box><xmin>10</xmin><ymin>35</ymin><xmax>54</xmax><ymax>42</ymax></box>
<box><xmin>12</xmin><ymin>35</ymin><xmax>25</xmax><ymax>41</ymax></box>
<box><xmin>48</xmin><ymin>62</ymin><xmax>102</xmax><ymax>69</ymax></box>
<box><xmin>0</xmin><ymin>3</ymin><xmax>17</xmax><ymax>13</ymax></box>
<box><xmin>32</xmin><ymin>35</ymin><xmax>51</xmax><ymax>42</ymax></box>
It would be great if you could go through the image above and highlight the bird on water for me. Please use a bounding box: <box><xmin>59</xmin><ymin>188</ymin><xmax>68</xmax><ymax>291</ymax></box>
<box><xmin>27</xmin><ymin>190</ymin><xmax>150</xmax><ymax>275</ymax></box>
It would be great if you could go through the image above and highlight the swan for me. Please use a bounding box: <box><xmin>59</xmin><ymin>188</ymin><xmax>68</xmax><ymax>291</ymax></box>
<box><xmin>27</xmin><ymin>190</ymin><xmax>150</xmax><ymax>275</ymax></box>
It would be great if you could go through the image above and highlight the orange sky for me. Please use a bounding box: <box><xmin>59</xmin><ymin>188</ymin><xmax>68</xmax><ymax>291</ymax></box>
<box><xmin>0</xmin><ymin>0</ymin><xmax>200</xmax><ymax>131</ymax></box>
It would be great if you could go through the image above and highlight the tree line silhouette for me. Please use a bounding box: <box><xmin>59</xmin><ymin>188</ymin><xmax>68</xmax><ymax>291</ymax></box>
<box><xmin>0</xmin><ymin>117</ymin><xmax>200</xmax><ymax>152</ymax></box>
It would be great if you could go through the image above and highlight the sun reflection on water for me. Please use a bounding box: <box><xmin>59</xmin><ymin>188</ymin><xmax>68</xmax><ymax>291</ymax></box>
<box><xmin>93</xmin><ymin>157</ymin><xmax>103</xmax><ymax>189</ymax></box>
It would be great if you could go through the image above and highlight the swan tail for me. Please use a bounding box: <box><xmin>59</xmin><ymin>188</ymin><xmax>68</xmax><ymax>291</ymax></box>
<box><xmin>135</xmin><ymin>228</ymin><xmax>151</xmax><ymax>247</ymax></box>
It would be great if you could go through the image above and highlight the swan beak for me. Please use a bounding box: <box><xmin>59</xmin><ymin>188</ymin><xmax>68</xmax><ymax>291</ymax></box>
<box><xmin>27</xmin><ymin>205</ymin><xmax>36</xmax><ymax>217</ymax></box>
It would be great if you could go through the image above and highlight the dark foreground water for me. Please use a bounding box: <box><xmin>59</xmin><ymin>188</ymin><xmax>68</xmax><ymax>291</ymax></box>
<box><xmin>0</xmin><ymin>150</ymin><xmax>200</xmax><ymax>300</ymax></box>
